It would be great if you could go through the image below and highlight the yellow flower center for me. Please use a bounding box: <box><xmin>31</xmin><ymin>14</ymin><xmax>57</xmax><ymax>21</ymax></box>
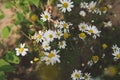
<box><xmin>45</xmin><ymin>45</ymin><xmax>49</xmax><ymax>48</ymax></box>
<box><xmin>100</xmin><ymin>7</ymin><xmax>108</xmax><ymax>11</ymax></box>
<box><xmin>48</xmin><ymin>53</ymin><xmax>55</xmax><ymax>58</ymax></box>
<box><xmin>60</xmin><ymin>42</ymin><xmax>63</xmax><ymax>46</ymax></box>
<box><xmin>117</xmin><ymin>54</ymin><xmax>120</xmax><ymax>59</ymax></box>
<box><xmin>84</xmin><ymin>75</ymin><xmax>88</xmax><ymax>79</ymax></box>
<box><xmin>91</xmin><ymin>6</ymin><xmax>95</xmax><ymax>11</ymax></box>
<box><xmin>19</xmin><ymin>48</ymin><xmax>24</xmax><ymax>53</ymax></box>
<box><xmin>102</xmin><ymin>43</ymin><xmax>108</xmax><ymax>49</ymax></box>
<box><xmin>38</xmin><ymin>35</ymin><xmax>42</xmax><ymax>39</ymax></box>
<box><xmin>63</xmin><ymin>2</ymin><xmax>68</xmax><ymax>8</ymax></box>
<box><xmin>31</xmin><ymin>14</ymin><xmax>38</xmax><ymax>21</ymax></box>
<box><xmin>33</xmin><ymin>57</ymin><xmax>39</xmax><ymax>62</ymax></box>
<box><xmin>92</xmin><ymin>56</ymin><xmax>99</xmax><ymax>62</ymax></box>
<box><xmin>64</xmin><ymin>32</ymin><xmax>69</xmax><ymax>39</ymax></box>
<box><xmin>49</xmin><ymin>34</ymin><xmax>53</xmax><ymax>38</ymax></box>
<box><xmin>57</xmin><ymin>32</ymin><xmax>60</xmax><ymax>36</ymax></box>
<box><xmin>106</xmin><ymin>66</ymin><xmax>117</xmax><ymax>77</ymax></box>
<box><xmin>113</xmin><ymin>48</ymin><xmax>118</xmax><ymax>51</ymax></box>
<box><xmin>74</xmin><ymin>73</ymin><xmax>79</xmax><ymax>78</ymax></box>
<box><xmin>81</xmin><ymin>26</ymin><xmax>85</xmax><ymax>30</ymax></box>
<box><xmin>88</xmin><ymin>29</ymin><xmax>94</xmax><ymax>34</ymax></box>
<box><xmin>79</xmin><ymin>33</ymin><xmax>86</xmax><ymax>39</ymax></box>
<box><xmin>63</xmin><ymin>23</ymin><xmax>68</xmax><ymax>29</ymax></box>
<box><xmin>44</xmin><ymin>15</ymin><xmax>48</xmax><ymax>19</ymax></box>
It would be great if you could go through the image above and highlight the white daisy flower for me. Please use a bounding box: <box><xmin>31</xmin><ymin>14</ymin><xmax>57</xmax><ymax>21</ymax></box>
<box><xmin>86</xmin><ymin>25</ymin><xmax>101</xmax><ymax>39</ymax></box>
<box><xmin>36</xmin><ymin>31</ymin><xmax>44</xmax><ymax>43</ymax></box>
<box><xmin>88</xmin><ymin>1</ymin><xmax>97</xmax><ymax>13</ymax></box>
<box><xmin>57</xmin><ymin>0</ymin><xmax>74</xmax><ymax>13</ymax></box>
<box><xmin>78</xmin><ymin>22</ymin><xmax>88</xmax><ymax>32</ymax></box>
<box><xmin>79</xmin><ymin>10</ymin><xmax>86</xmax><ymax>17</ymax></box>
<box><xmin>112</xmin><ymin>44</ymin><xmax>119</xmax><ymax>52</ymax></box>
<box><xmin>87</xmin><ymin>60</ymin><xmax>94</xmax><ymax>66</ymax></box>
<box><xmin>61</xmin><ymin>21</ymin><xmax>69</xmax><ymax>29</ymax></box>
<box><xmin>84</xmin><ymin>73</ymin><xmax>91</xmax><ymax>80</ymax></box>
<box><xmin>40</xmin><ymin>11</ymin><xmax>51</xmax><ymax>22</ymax></box>
<box><xmin>42</xmin><ymin>41</ymin><xmax>51</xmax><ymax>51</ymax></box>
<box><xmin>59</xmin><ymin>40</ymin><xmax>67</xmax><ymax>49</ymax></box>
<box><xmin>103</xmin><ymin>21</ymin><xmax>112</xmax><ymax>27</ymax></box>
<box><xmin>55</xmin><ymin>29</ymin><xmax>63</xmax><ymax>40</ymax></box>
<box><xmin>71</xmin><ymin>69</ymin><xmax>83</xmax><ymax>80</ymax></box>
<box><xmin>43</xmin><ymin>30</ymin><xmax>56</xmax><ymax>42</ymax></box>
<box><xmin>42</xmin><ymin>50</ymin><xmax>60</xmax><ymax>65</ymax></box>
<box><xmin>95</xmin><ymin>8</ymin><xmax>102</xmax><ymax>15</ymax></box>
<box><xmin>54</xmin><ymin>20</ymin><xmax>62</xmax><ymax>28</ymax></box>
<box><xmin>112</xmin><ymin>50</ymin><xmax>120</xmax><ymax>61</ymax></box>
<box><xmin>80</xmin><ymin>2</ymin><xmax>88</xmax><ymax>9</ymax></box>
<box><xmin>15</xmin><ymin>43</ymin><xmax>28</xmax><ymax>56</ymax></box>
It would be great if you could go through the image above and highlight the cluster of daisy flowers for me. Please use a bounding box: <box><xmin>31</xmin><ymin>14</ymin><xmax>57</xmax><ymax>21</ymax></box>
<box><xmin>31</xmin><ymin>12</ymin><xmax>73</xmax><ymax>65</ymax></box>
<box><xmin>14</xmin><ymin>0</ymin><xmax>115</xmax><ymax>80</ymax></box>
<box><xmin>112</xmin><ymin>44</ymin><xmax>120</xmax><ymax>61</ymax></box>
<box><xmin>79</xmin><ymin>1</ymin><xmax>110</xmax><ymax>16</ymax></box>
<box><xmin>71</xmin><ymin>69</ymin><xmax>91</xmax><ymax>80</ymax></box>
<box><xmin>78</xmin><ymin>22</ymin><xmax>101</xmax><ymax>39</ymax></box>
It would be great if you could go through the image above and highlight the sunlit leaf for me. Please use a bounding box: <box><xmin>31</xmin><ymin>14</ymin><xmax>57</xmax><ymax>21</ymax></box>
<box><xmin>2</xmin><ymin>26</ymin><xmax>11</xmax><ymax>38</ymax></box>
<box><xmin>5</xmin><ymin>51</ymin><xmax>20</xmax><ymax>64</ymax></box>
<box><xmin>0</xmin><ymin>10</ymin><xmax>5</xmax><ymax>19</ymax></box>
<box><xmin>0</xmin><ymin>59</ymin><xmax>14</xmax><ymax>72</ymax></box>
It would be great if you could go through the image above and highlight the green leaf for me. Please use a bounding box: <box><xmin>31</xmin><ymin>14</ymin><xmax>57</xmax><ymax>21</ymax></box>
<box><xmin>2</xmin><ymin>26</ymin><xmax>11</xmax><ymax>38</ymax></box>
<box><xmin>15</xmin><ymin>12</ymin><xmax>24</xmax><ymax>25</ymax></box>
<box><xmin>0</xmin><ymin>71</ymin><xmax>6</xmax><ymax>80</ymax></box>
<box><xmin>0</xmin><ymin>59</ymin><xmax>14</xmax><ymax>72</ymax></box>
<box><xmin>38</xmin><ymin>19</ymin><xmax>44</xmax><ymax>27</ymax></box>
<box><xmin>29</xmin><ymin>0</ymin><xmax>39</xmax><ymax>7</ymax></box>
<box><xmin>0</xmin><ymin>10</ymin><xmax>5</xmax><ymax>19</ymax></box>
<box><xmin>5</xmin><ymin>51</ymin><xmax>20</xmax><ymax>64</ymax></box>
<box><xmin>5</xmin><ymin>2</ymin><xmax>12</xmax><ymax>8</ymax></box>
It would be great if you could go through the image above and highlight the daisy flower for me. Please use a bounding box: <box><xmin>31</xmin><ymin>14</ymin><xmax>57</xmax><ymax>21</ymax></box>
<box><xmin>92</xmin><ymin>55</ymin><xmax>99</xmax><ymax>63</ymax></box>
<box><xmin>86</xmin><ymin>25</ymin><xmax>101</xmax><ymax>39</ymax></box>
<box><xmin>43</xmin><ymin>30</ymin><xmax>56</xmax><ymax>42</ymax></box>
<box><xmin>42</xmin><ymin>50</ymin><xmax>60</xmax><ymax>65</ymax></box>
<box><xmin>36</xmin><ymin>31</ymin><xmax>44</xmax><ymax>43</ymax></box>
<box><xmin>54</xmin><ymin>20</ymin><xmax>62</xmax><ymax>28</ymax></box>
<box><xmin>79</xmin><ymin>32</ymin><xmax>86</xmax><ymax>40</ymax></box>
<box><xmin>40</xmin><ymin>11</ymin><xmax>51</xmax><ymax>22</ymax></box>
<box><xmin>112</xmin><ymin>50</ymin><xmax>120</xmax><ymax>61</ymax></box>
<box><xmin>55</xmin><ymin>29</ymin><xmax>63</xmax><ymax>40</ymax></box>
<box><xmin>59</xmin><ymin>40</ymin><xmax>67</xmax><ymax>49</ymax></box>
<box><xmin>57</xmin><ymin>0</ymin><xmax>74</xmax><ymax>13</ymax></box>
<box><xmin>71</xmin><ymin>69</ymin><xmax>83</xmax><ymax>80</ymax></box>
<box><xmin>84</xmin><ymin>73</ymin><xmax>91</xmax><ymax>80</ymax></box>
<box><xmin>78</xmin><ymin>22</ymin><xmax>88</xmax><ymax>32</ymax></box>
<box><xmin>42</xmin><ymin>41</ymin><xmax>51</xmax><ymax>51</ymax></box>
<box><xmin>112</xmin><ymin>44</ymin><xmax>119</xmax><ymax>52</ymax></box>
<box><xmin>88</xmin><ymin>1</ymin><xmax>97</xmax><ymax>13</ymax></box>
<box><xmin>79</xmin><ymin>10</ymin><xmax>86</xmax><ymax>17</ymax></box>
<box><xmin>15</xmin><ymin>43</ymin><xmax>28</xmax><ymax>56</ymax></box>
<box><xmin>80</xmin><ymin>2</ymin><xmax>88</xmax><ymax>9</ymax></box>
<box><xmin>103</xmin><ymin>21</ymin><xmax>112</xmax><ymax>27</ymax></box>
